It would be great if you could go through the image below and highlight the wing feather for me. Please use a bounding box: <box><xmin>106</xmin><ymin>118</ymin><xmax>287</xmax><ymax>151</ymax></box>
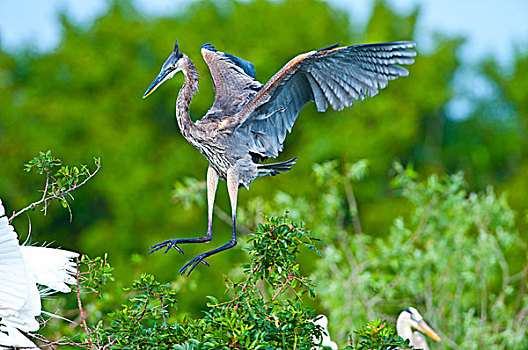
<box><xmin>305</xmin><ymin>73</ymin><xmax>328</xmax><ymax>111</ymax></box>
<box><xmin>0</xmin><ymin>210</ymin><xmax>30</xmax><ymax>317</ymax></box>
<box><xmin>20</xmin><ymin>246</ymin><xmax>78</xmax><ymax>293</ymax></box>
<box><xmin>234</xmin><ymin>41</ymin><xmax>416</xmax><ymax>158</ymax></box>
<box><xmin>0</xmin><ymin>200</ymin><xmax>41</xmax><ymax>332</ymax></box>
<box><xmin>201</xmin><ymin>44</ymin><xmax>263</xmax><ymax>117</ymax></box>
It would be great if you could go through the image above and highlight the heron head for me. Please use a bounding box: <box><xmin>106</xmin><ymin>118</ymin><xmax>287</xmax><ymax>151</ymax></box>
<box><xmin>143</xmin><ymin>40</ymin><xmax>184</xmax><ymax>99</ymax></box>
<box><xmin>403</xmin><ymin>307</ymin><xmax>442</xmax><ymax>343</ymax></box>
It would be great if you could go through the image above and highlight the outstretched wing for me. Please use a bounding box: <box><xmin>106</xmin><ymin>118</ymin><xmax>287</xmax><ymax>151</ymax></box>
<box><xmin>234</xmin><ymin>41</ymin><xmax>416</xmax><ymax>158</ymax></box>
<box><xmin>20</xmin><ymin>246</ymin><xmax>78</xmax><ymax>293</ymax></box>
<box><xmin>0</xmin><ymin>199</ymin><xmax>41</xmax><ymax>332</ymax></box>
<box><xmin>201</xmin><ymin>44</ymin><xmax>263</xmax><ymax>117</ymax></box>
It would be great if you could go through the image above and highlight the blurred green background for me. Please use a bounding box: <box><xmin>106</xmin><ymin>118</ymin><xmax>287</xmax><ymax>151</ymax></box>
<box><xmin>1</xmin><ymin>0</ymin><xmax>527</xmax><ymax>346</ymax></box>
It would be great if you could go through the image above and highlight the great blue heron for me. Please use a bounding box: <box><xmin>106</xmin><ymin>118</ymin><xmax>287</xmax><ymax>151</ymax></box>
<box><xmin>396</xmin><ymin>307</ymin><xmax>441</xmax><ymax>350</ymax></box>
<box><xmin>143</xmin><ymin>40</ymin><xmax>416</xmax><ymax>275</ymax></box>
<box><xmin>0</xmin><ymin>199</ymin><xmax>78</xmax><ymax>348</ymax></box>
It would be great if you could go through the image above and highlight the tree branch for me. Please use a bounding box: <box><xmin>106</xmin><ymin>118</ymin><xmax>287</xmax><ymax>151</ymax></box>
<box><xmin>75</xmin><ymin>257</ymin><xmax>96</xmax><ymax>350</ymax></box>
<box><xmin>9</xmin><ymin>158</ymin><xmax>101</xmax><ymax>223</ymax></box>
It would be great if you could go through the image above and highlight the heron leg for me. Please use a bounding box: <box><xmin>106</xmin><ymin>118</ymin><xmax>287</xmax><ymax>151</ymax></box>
<box><xmin>179</xmin><ymin>168</ymin><xmax>239</xmax><ymax>276</ymax></box>
<box><xmin>149</xmin><ymin>166</ymin><xmax>219</xmax><ymax>255</ymax></box>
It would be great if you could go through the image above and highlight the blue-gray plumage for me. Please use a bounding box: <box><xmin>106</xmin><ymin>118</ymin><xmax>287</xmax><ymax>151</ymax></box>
<box><xmin>143</xmin><ymin>40</ymin><xmax>416</xmax><ymax>275</ymax></box>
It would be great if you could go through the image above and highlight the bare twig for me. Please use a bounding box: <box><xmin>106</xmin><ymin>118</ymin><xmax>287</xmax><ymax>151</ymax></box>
<box><xmin>160</xmin><ymin>296</ymin><xmax>167</xmax><ymax>324</ymax></box>
<box><xmin>343</xmin><ymin>180</ymin><xmax>362</xmax><ymax>234</ymax></box>
<box><xmin>101</xmin><ymin>337</ymin><xmax>117</xmax><ymax>350</ymax></box>
<box><xmin>490</xmin><ymin>235</ymin><xmax>510</xmax><ymax>306</ymax></box>
<box><xmin>133</xmin><ymin>293</ymin><xmax>150</xmax><ymax>326</ymax></box>
<box><xmin>515</xmin><ymin>265</ymin><xmax>528</xmax><ymax>324</ymax></box>
<box><xmin>25</xmin><ymin>332</ymin><xmax>92</xmax><ymax>349</ymax></box>
<box><xmin>271</xmin><ymin>271</ymin><xmax>294</xmax><ymax>301</ymax></box>
<box><xmin>9</xmin><ymin>158</ymin><xmax>101</xmax><ymax>223</ymax></box>
<box><xmin>75</xmin><ymin>258</ymin><xmax>96</xmax><ymax>350</ymax></box>
<box><xmin>41</xmin><ymin>169</ymin><xmax>50</xmax><ymax>215</ymax></box>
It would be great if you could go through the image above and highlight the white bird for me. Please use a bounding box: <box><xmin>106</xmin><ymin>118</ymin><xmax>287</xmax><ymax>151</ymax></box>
<box><xmin>312</xmin><ymin>314</ymin><xmax>338</xmax><ymax>350</ymax></box>
<box><xmin>396</xmin><ymin>307</ymin><xmax>441</xmax><ymax>350</ymax></box>
<box><xmin>0</xmin><ymin>198</ymin><xmax>79</xmax><ymax>349</ymax></box>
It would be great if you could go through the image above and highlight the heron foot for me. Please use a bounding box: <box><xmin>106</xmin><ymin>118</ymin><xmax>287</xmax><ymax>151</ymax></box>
<box><xmin>149</xmin><ymin>239</ymin><xmax>185</xmax><ymax>255</ymax></box>
<box><xmin>179</xmin><ymin>254</ymin><xmax>210</xmax><ymax>276</ymax></box>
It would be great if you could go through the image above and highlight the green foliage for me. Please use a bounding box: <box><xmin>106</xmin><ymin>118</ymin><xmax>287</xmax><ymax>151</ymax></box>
<box><xmin>181</xmin><ymin>215</ymin><xmax>321</xmax><ymax>349</ymax></box>
<box><xmin>311</xmin><ymin>161</ymin><xmax>527</xmax><ymax>349</ymax></box>
<box><xmin>179</xmin><ymin>158</ymin><xmax>526</xmax><ymax>348</ymax></box>
<box><xmin>70</xmin><ymin>215</ymin><xmax>324</xmax><ymax>350</ymax></box>
<box><xmin>1</xmin><ymin>0</ymin><xmax>527</xmax><ymax>348</ymax></box>
<box><xmin>173</xmin><ymin>177</ymin><xmax>206</xmax><ymax>209</ymax></box>
<box><xmin>12</xmin><ymin>151</ymin><xmax>101</xmax><ymax>218</ymax></box>
<box><xmin>78</xmin><ymin>254</ymin><xmax>115</xmax><ymax>298</ymax></box>
<box><xmin>0</xmin><ymin>0</ymin><xmax>464</xmax><ymax>292</ymax></box>
<box><xmin>101</xmin><ymin>274</ymin><xmax>181</xmax><ymax>349</ymax></box>
<box><xmin>243</xmin><ymin>214</ymin><xmax>319</xmax><ymax>287</ymax></box>
<box><xmin>9</xmin><ymin>151</ymin><xmax>528</xmax><ymax>350</ymax></box>
<box><xmin>344</xmin><ymin>319</ymin><xmax>408</xmax><ymax>350</ymax></box>
<box><xmin>24</xmin><ymin>150</ymin><xmax>62</xmax><ymax>174</ymax></box>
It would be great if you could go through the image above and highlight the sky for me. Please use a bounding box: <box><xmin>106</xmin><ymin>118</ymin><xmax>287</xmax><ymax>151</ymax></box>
<box><xmin>0</xmin><ymin>0</ymin><xmax>527</xmax><ymax>119</ymax></box>
<box><xmin>0</xmin><ymin>0</ymin><xmax>527</xmax><ymax>66</ymax></box>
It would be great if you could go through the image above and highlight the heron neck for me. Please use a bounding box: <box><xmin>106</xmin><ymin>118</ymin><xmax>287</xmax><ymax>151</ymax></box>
<box><xmin>176</xmin><ymin>55</ymin><xmax>200</xmax><ymax>138</ymax></box>
<box><xmin>396</xmin><ymin>314</ymin><xmax>413</xmax><ymax>341</ymax></box>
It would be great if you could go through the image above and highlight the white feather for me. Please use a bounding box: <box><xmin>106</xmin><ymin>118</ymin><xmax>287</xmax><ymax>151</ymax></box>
<box><xmin>0</xmin><ymin>325</ymin><xmax>38</xmax><ymax>349</ymax></box>
<box><xmin>0</xmin><ymin>198</ymin><xmax>79</xmax><ymax>347</ymax></box>
<box><xmin>312</xmin><ymin>314</ymin><xmax>338</xmax><ymax>350</ymax></box>
<box><xmin>20</xmin><ymin>246</ymin><xmax>79</xmax><ymax>293</ymax></box>
<box><xmin>0</xmin><ymin>215</ymin><xmax>39</xmax><ymax>327</ymax></box>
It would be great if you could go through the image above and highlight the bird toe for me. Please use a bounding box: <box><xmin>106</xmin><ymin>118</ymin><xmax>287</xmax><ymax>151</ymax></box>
<box><xmin>148</xmin><ymin>240</ymin><xmax>184</xmax><ymax>255</ymax></box>
<box><xmin>179</xmin><ymin>255</ymin><xmax>209</xmax><ymax>276</ymax></box>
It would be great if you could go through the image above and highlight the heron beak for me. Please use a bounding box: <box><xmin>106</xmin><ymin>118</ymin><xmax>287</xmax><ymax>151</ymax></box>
<box><xmin>142</xmin><ymin>68</ymin><xmax>173</xmax><ymax>99</ymax></box>
<box><xmin>417</xmin><ymin>320</ymin><xmax>441</xmax><ymax>342</ymax></box>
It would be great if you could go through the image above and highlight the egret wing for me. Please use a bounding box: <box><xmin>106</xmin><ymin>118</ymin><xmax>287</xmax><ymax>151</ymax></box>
<box><xmin>0</xmin><ymin>199</ymin><xmax>40</xmax><ymax>332</ymax></box>
<box><xmin>0</xmin><ymin>201</ymin><xmax>30</xmax><ymax>315</ymax></box>
<box><xmin>234</xmin><ymin>41</ymin><xmax>416</xmax><ymax>158</ymax></box>
<box><xmin>0</xmin><ymin>325</ymin><xmax>38</xmax><ymax>348</ymax></box>
<box><xmin>1</xmin><ymin>274</ymin><xmax>41</xmax><ymax>332</ymax></box>
<box><xmin>20</xmin><ymin>246</ymin><xmax>79</xmax><ymax>293</ymax></box>
<box><xmin>201</xmin><ymin>44</ymin><xmax>263</xmax><ymax>117</ymax></box>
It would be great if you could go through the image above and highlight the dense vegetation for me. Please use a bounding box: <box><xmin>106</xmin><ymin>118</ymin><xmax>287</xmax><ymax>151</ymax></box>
<box><xmin>1</xmin><ymin>0</ymin><xmax>526</xmax><ymax>348</ymax></box>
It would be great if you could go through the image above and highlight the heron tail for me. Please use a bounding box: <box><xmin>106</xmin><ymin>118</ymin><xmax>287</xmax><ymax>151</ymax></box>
<box><xmin>257</xmin><ymin>157</ymin><xmax>297</xmax><ymax>177</ymax></box>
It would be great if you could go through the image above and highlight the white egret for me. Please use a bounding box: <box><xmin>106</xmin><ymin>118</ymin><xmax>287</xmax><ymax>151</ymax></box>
<box><xmin>0</xmin><ymin>198</ymin><xmax>79</xmax><ymax>349</ymax></box>
<box><xmin>396</xmin><ymin>307</ymin><xmax>441</xmax><ymax>350</ymax></box>
<box><xmin>312</xmin><ymin>314</ymin><xmax>338</xmax><ymax>350</ymax></box>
